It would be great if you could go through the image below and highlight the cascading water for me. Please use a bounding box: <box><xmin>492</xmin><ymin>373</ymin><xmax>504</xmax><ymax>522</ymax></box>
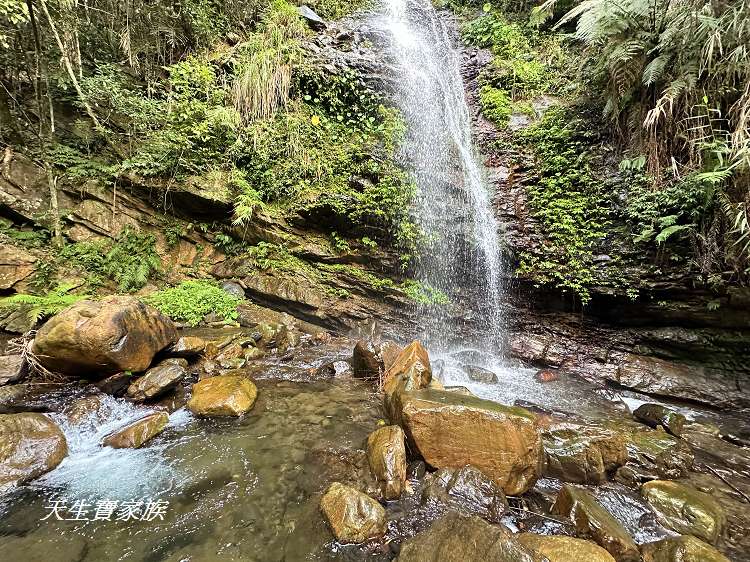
<box><xmin>375</xmin><ymin>0</ymin><xmax>505</xmax><ymax>354</ymax></box>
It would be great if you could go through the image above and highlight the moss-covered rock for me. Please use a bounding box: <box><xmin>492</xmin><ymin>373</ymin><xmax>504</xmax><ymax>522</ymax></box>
<box><xmin>641</xmin><ymin>480</ymin><xmax>725</xmax><ymax>544</ymax></box>
<box><xmin>633</xmin><ymin>403</ymin><xmax>686</xmax><ymax>437</ymax></box>
<box><xmin>640</xmin><ymin>535</ymin><xmax>730</xmax><ymax>562</ymax></box>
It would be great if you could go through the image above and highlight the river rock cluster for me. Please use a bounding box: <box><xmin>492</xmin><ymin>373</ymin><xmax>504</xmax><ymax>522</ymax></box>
<box><xmin>317</xmin><ymin>340</ymin><xmax>735</xmax><ymax>562</ymax></box>
<box><xmin>0</xmin><ymin>298</ymin><xmax>744</xmax><ymax>562</ymax></box>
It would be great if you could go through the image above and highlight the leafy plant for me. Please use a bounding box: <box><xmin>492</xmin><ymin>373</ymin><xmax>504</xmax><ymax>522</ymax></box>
<box><xmin>145</xmin><ymin>280</ymin><xmax>241</xmax><ymax>326</ymax></box>
<box><xmin>0</xmin><ymin>284</ymin><xmax>88</xmax><ymax>323</ymax></box>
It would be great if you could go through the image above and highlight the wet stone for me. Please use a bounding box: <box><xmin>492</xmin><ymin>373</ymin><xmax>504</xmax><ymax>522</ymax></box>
<box><xmin>0</xmin><ymin>412</ymin><xmax>68</xmax><ymax>489</ymax></box>
<box><xmin>420</xmin><ymin>465</ymin><xmax>508</xmax><ymax>522</ymax></box>
<box><xmin>633</xmin><ymin>404</ymin><xmax>686</xmax><ymax>437</ymax></box>
<box><xmin>102</xmin><ymin>412</ymin><xmax>169</xmax><ymax>449</ymax></box>
<box><xmin>518</xmin><ymin>533</ymin><xmax>616</xmax><ymax>562</ymax></box>
<box><xmin>640</xmin><ymin>535</ymin><xmax>730</xmax><ymax>562</ymax></box>
<box><xmin>640</xmin><ymin>480</ymin><xmax>725</xmax><ymax>544</ymax></box>
<box><xmin>366</xmin><ymin>425</ymin><xmax>407</xmax><ymax>500</ymax></box>
<box><xmin>395</xmin><ymin>512</ymin><xmax>536</xmax><ymax>562</ymax></box>
<box><xmin>552</xmin><ymin>484</ymin><xmax>639</xmax><ymax>561</ymax></box>
<box><xmin>319</xmin><ymin>482</ymin><xmax>386</xmax><ymax>543</ymax></box>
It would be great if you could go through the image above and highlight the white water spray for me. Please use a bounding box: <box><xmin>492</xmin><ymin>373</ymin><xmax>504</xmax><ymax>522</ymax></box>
<box><xmin>376</xmin><ymin>0</ymin><xmax>504</xmax><ymax>352</ymax></box>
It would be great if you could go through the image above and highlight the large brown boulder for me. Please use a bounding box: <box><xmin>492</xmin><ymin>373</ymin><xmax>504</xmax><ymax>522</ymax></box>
<box><xmin>32</xmin><ymin>296</ymin><xmax>177</xmax><ymax>377</ymax></box>
<box><xmin>396</xmin><ymin>512</ymin><xmax>536</xmax><ymax>562</ymax></box>
<box><xmin>187</xmin><ymin>375</ymin><xmax>257</xmax><ymax>417</ymax></box>
<box><xmin>641</xmin><ymin>480</ymin><xmax>725</xmax><ymax>544</ymax></box>
<box><xmin>0</xmin><ymin>413</ymin><xmax>67</xmax><ymax>489</ymax></box>
<box><xmin>552</xmin><ymin>484</ymin><xmax>639</xmax><ymax>561</ymax></box>
<box><xmin>640</xmin><ymin>535</ymin><xmax>730</xmax><ymax>562</ymax></box>
<box><xmin>396</xmin><ymin>389</ymin><xmax>543</xmax><ymax>495</ymax></box>
<box><xmin>102</xmin><ymin>412</ymin><xmax>168</xmax><ymax>449</ymax></box>
<box><xmin>126</xmin><ymin>359</ymin><xmax>186</xmax><ymax>402</ymax></box>
<box><xmin>319</xmin><ymin>482</ymin><xmax>386</xmax><ymax>543</ymax></box>
<box><xmin>366</xmin><ymin>425</ymin><xmax>407</xmax><ymax>500</ymax></box>
<box><xmin>518</xmin><ymin>533</ymin><xmax>616</xmax><ymax>562</ymax></box>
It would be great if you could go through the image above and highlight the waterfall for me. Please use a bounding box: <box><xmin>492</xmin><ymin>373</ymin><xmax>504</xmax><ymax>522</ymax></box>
<box><xmin>375</xmin><ymin>0</ymin><xmax>505</xmax><ymax>353</ymax></box>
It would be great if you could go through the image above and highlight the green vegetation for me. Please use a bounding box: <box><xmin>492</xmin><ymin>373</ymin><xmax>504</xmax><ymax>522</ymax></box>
<box><xmin>517</xmin><ymin>108</ymin><xmax>610</xmax><ymax>303</ymax></box>
<box><xmin>31</xmin><ymin>228</ymin><xmax>161</xmax><ymax>293</ymax></box>
<box><xmin>400</xmin><ymin>280</ymin><xmax>450</xmax><ymax>306</ymax></box>
<box><xmin>0</xmin><ymin>284</ymin><xmax>88</xmax><ymax>323</ymax></box>
<box><xmin>145</xmin><ymin>280</ymin><xmax>241</xmax><ymax>327</ymax></box>
<box><xmin>531</xmin><ymin>0</ymin><xmax>750</xmax><ymax>283</ymax></box>
<box><xmin>479</xmin><ymin>86</ymin><xmax>512</xmax><ymax>127</ymax></box>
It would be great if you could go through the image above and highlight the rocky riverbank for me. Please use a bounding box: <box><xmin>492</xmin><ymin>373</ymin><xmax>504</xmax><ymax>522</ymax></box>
<box><xmin>0</xmin><ymin>296</ymin><xmax>748</xmax><ymax>561</ymax></box>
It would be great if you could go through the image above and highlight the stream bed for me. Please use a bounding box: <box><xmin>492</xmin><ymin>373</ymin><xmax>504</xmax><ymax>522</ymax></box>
<box><xmin>1</xmin><ymin>334</ymin><xmax>748</xmax><ymax>561</ymax></box>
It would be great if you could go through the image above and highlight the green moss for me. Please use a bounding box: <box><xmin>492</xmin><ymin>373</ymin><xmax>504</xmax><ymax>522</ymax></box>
<box><xmin>479</xmin><ymin>86</ymin><xmax>512</xmax><ymax>127</ymax></box>
<box><xmin>400</xmin><ymin>280</ymin><xmax>450</xmax><ymax>305</ymax></box>
<box><xmin>145</xmin><ymin>280</ymin><xmax>241</xmax><ymax>326</ymax></box>
<box><xmin>516</xmin><ymin>107</ymin><xmax>611</xmax><ymax>304</ymax></box>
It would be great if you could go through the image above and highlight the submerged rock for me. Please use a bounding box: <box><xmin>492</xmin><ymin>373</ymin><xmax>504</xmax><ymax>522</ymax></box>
<box><xmin>633</xmin><ymin>404</ymin><xmax>685</xmax><ymax>437</ymax></box>
<box><xmin>518</xmin><ymin>533</ymin><xmax>616</xmax><ymax>562</ymax></box>
<box><xmin>640</xmin><ymin>480</ymin><xmax>725</xmax><ymax>544</ymax></box>
<box><xmin>640</xmin><ymin>535</ymin><xmax>730</xmax><ymax>562</ymax></box>
<box><xmin>552</xmin><ymin>484</ymin><xmax>639</xmax><ymax>561</ymax></box>
<box><xmin>366</xmin><ymin>425</ymin><xmax>407</xmax><ymax>500</ymax></box>
<box><xmin>319</xmin><ymin>482</ymin><xmax>386</xmax><ymax>543</ymax></box>
<box><xmin>0</xmin><ymin>413</ymin><xmax>68</xmax><ymax>489</ymax></box>
<box><xmin>396</xmin><ymin>512</ymin><xmax>536</xmax><ymax>562</ymax></box>
<box><xmin>396</xmin><ymin>389</ymin><xmax>542</xmax><ymax>495</ymax></box>
<box><xmin>421</xmin><ymin>465</ymin><xmax>508</xmax><ymax>522</ymax></box>
<box><xmin>102</xmin><ymin>412</ymin><xmax>169</xmax><ymax>449</ymax></box>
<box><xmin>64</xmin><ymin>395</ymin><xmax>104</xmax><ymax>425</ymax></box>
<box><xmin>543</xmin><ymin>422</ymin><xmax>628</xmax><ymax>484</ymax></box>
<box><xmin>31</xmin><ymin>296</ymin><xmax>177</xmax><ymax>377</ymax></box>
<box><xmin>466</xmin><ymin>365</ymin><xmax>498</xmax><ymax>384</ymax></box>
<box><xmin>126</xmin><ymin>359</ymin><xmax>186</xmax><ymax>402</ymax></box>
<box><xmin>187</xmin><ymin>375</ymin><xmax>257</xmax><ymax>417</ymax></box>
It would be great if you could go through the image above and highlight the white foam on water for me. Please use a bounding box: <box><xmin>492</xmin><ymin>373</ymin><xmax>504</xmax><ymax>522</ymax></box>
<box><xmin>34</xmin><ymin>396</ymin><xmax>191</xmax><ymax>501</ymax></box>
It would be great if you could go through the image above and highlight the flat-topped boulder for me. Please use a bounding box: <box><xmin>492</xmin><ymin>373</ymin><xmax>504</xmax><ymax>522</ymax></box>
<box><xmin>187</xmin><ymin>375</ymin><xmax>257</xmax><ymax>417</ymax></box>
<box><xmin>396</xmin><ymin>512</ymin><xmax>536</xmax><ymax>562</ymax></box>
<box><xmin>102</xmin><ymin>412</ymin><xmax>169</xmax><ymax>449</ymax></box>
<box><xmin>319</xmin><ymin>482</ymin><xmax>386</xmax><ymax>543</ymax></box>
<box><xmin>32</xmin><ymin>296</ymin><xmax>177</xmax><ymax>377</ymax></box>
<box><xmin>641</xmin><ymin>480</ymin><xmax>725</xmax><ymax>544</ymax></box>
<box><xmin>395</xmin><ymin>388</ymin><xmax>543</xmax><ymax>495</ymax></box>
<box><xmin>0</xmin><ymin>413</ymin><xmax>68</xmax><ymax>490</ymax></box>
<box><xmin>552</xmin><ymin>484</ymin><xmax>639</xmax><ymax>561</ymax></box>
